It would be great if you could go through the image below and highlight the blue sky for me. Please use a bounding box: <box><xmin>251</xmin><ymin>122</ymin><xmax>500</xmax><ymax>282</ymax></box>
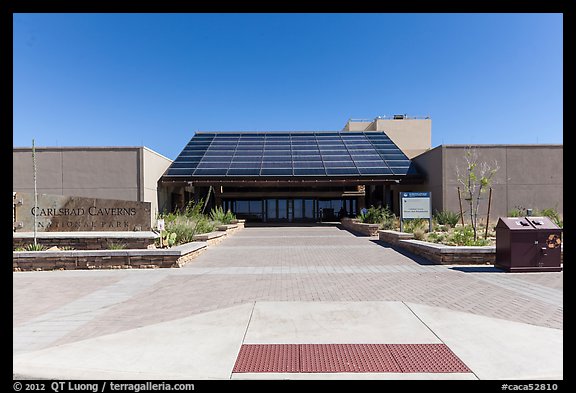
<box><xmin>13</xmin><ymin>13</ymin><xmax>563</xmax><ymax>159</ymax></box>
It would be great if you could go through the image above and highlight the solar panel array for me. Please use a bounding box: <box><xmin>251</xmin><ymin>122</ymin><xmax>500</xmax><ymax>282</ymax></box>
<box><xmin>165</xmin><ymin>132</ymin><xmax>418</xmax><ymax>178</ymax></box>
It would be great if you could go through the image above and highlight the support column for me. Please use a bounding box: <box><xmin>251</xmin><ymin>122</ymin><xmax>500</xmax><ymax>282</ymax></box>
<box><xmin>357</xmin><ymin>185</ymin><xmax>366</xmax><ymax>211</ymax></box>
<box><xmin>214</xmin><ymin>185</ymin><xmax>222</xmax><ymax>208</ymax></box>
<box><xmin>384</xmin><ymin>183</ymin><xmax>391</xmax><ymax>210</ymax></box>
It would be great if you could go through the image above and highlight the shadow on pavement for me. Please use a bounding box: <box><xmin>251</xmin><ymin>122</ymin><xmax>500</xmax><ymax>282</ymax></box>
<box><xmin>243</xmin><ymin>222</ymin><xmax>340</xmax><ymax>228</ymax></box>
<box><xmin>369</xmin><ymin>239</ymin><xmax>436</xmax><ymax>266</ymax></box>
<box><xmin>449</xmin><ymin>266</ymin><xmax>506</xmax><ymax>273</ymax></box>
<box><xmin>337</xmin><ymin>225</ymin><xmax>378</xmax><ymax>238</ymax></box>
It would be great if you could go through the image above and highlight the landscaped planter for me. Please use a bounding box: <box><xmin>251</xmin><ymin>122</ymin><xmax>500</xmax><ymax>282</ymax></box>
<box><xmin>379</xmin><ymin>230</ymin><xmax>494</xmax><ymax>265</ymax></box>
<box><xmin>13</xmin><ymin>231</ymin><xmax>158</xmax><ymax>251</ymax></box>
<box><xmin>12</xmin><ymin>219</ymin><xmax>245</xmax><ymax>271</ymax></box>
<box><xmin>341</xmin><ymin>217</ymin><xmax>380</xmax><ymax>236</ymax></box>
<box><xmin>13</xmin><ymin>241</ymin><xmax>208</xmax><ymax>271</ymax></box>
<box><xmin>378</xmin><ymin>230</ymin><xmax>563</xmax><ymax>265</ymax></box>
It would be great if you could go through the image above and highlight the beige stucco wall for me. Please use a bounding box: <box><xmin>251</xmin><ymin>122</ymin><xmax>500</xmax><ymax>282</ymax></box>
<box><xmin>342</xmin><ymin>117</ymin><xmax>432</xmax><ymax>159</ymax></box>
<box><xmin>342</xmin><ymin>120</ymin><xmax>373</xmax><ymax>131</ymax></box>
<box><xmin>374</xmin><ymin>119</ymin><xmax>431</xmax><ymax>159</ymax></box>
<box><xmin>142</xmin><ymin>147</ymin><xmax>173</xmax><ymax>221</ymax></box>
<box><xmin>413</xmin><ymin>145</ymin><xmax>563</xmax><ymax>224</ymax></box>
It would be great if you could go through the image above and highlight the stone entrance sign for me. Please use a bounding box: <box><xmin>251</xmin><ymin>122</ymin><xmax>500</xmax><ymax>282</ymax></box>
<box><xmin>14</xmin><ymin>192</ymin><xmax>151</xmax><ymax>232</ymax></box>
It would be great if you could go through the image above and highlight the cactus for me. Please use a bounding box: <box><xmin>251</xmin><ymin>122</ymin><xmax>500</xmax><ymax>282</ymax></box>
<box><xmin>161</xmin><ymin>231</ymin><xmax>177</xmax><ymax>247</ymax></box>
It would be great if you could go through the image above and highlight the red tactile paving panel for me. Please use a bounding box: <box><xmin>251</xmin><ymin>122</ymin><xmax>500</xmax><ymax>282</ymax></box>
<box><xmin>233</xmin><ymin>344</ymin><xmax>300</xmax><ymax>373</ymax></box>
<box><xmin>233</xmin><ymin>344</ymin><xmax>471</xmax><ymax>373</ymax></box>
<box><xmin>300</xmin><ymin>344</ymin><xmax>401</xmax><ymax>373</ymax></box>
<box><xmin>387</xmin><ymin>344</ymin><xmax>471</xmax><ymax>373</ymax></box>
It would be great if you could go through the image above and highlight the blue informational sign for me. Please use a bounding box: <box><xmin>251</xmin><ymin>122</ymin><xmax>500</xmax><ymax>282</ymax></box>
<box><xmin>400</xmin><ymin>191</ymin><xmax>432</xmax><ymax>232</ymax></box>
<box><xmin>402</xmin><ymin>192</ymin><xmax>431</xmax><ymax>198</ymax></box>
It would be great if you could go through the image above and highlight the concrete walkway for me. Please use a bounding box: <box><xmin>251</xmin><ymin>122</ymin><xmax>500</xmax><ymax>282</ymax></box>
<box><xmin>13</xmin><ymin>225</ymin><xmax>563</xmax><ymax>379</ymax></box>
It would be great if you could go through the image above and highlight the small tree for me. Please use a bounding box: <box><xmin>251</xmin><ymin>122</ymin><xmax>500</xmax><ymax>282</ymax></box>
<box><xmin>456</xmin><ymin>147</ymin><xmax>499</xmax><ymax>240</ymax></box>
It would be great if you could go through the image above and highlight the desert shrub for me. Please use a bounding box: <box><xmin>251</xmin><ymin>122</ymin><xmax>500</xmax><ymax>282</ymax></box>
<box><xmin>402</xmin><ymin>218</ymin><xmax>428</xmax><ymax>234</ymax></box>
<box><xmin>426</xmin><ymin>232</ymin><xmax>446</xmax><ymax>244</ymax></box>
<box><xmin>537</xmin><ymin>207</ymin><xmax>563</xmax><ymax>228</ymax></box>
<box><xmin>508</xmin><ymin>206</ymin><xmax>526</xmax><ymax>217</ymax></box>
<box><xmin>210</xmin><ymin>206</ymin><xmax>236</xmax><ymax>225</ymax></box>
<box><xmin>434</xmin><ymin>210</ymin><xmax>461</xmax><ymax>227</ymax></box>
<box><xmin>184</xmin><ymin>199</ymin><xmax>205</xmax><ymax>219</ymax></box>
<box><xmin>107</xmin><ymin>241</ymin><xmax>126</xmax><ymax>250</ymax></box>
<box><xmin>194</xmin><ymin>217</ymin><xmax>216</xmax><ymax>234</ymax></box>
<box><xmin>413</xmin><ymin>228</ymin><xmax>426</xmax><ymax>240</ymax></box>
<box><xmin>16</xmin><ymin>243</ymin><xmax>46</xmax><ymax>251</ymax></box>
<box><xmin>166</xmin><ymin>216</ymin><xmax>196</xmax><ymax>244</ymax></box>
<box><xmin>448</xmin><ymin>225</ymin><xmax>490</xmax><ymax>246</ymax></box>
<box><xmin>165</xmin><ymin>215</ymin><xmax>216</xmax><ymax>245</ymax></box>
<box><xmin>357</xmin><ymin>206</ymin><xmax>396</xmax><ymax>229</ymax></box>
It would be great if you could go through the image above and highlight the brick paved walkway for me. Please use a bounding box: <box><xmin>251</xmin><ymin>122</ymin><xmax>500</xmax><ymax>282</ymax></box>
<box><xmin>13</xmin><ymin>225</ymin><xmax>563</xmax><ymax>356</ymax></box>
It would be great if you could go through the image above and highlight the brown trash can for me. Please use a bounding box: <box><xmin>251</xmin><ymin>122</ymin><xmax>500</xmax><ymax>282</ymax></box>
<box><xmin>495</xmin><ymin>216</ymin><xmax>562</xmax><ymax>272</ymax></box>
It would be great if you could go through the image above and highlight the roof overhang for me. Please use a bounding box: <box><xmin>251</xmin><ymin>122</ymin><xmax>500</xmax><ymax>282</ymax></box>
<box><xmin>160</xmin><ymin>174</ymin><xmax>425</xmax><ymax>187</ymax></box>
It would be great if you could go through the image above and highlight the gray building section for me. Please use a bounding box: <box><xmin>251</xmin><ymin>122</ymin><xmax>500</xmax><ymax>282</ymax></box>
<box><xmin>412</xmin><ymin>145</ymin><xmax>563</xmax><ymax>222</ymax></box>
<box><xmin>13</xmin><ymin>146</ymin><xmax>172</xmax><ymax>222</ymax></box>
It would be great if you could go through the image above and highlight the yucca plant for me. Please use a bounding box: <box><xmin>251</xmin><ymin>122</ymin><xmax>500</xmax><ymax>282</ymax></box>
<box><xmin>107</xmin><ymin>242</ymin><xmax>126</xmax><ymax>250</ymax></box>
<box><xmin>17</xmin><ymin>243</ymin><xmax>46</xmax><ymax>251</ymax></box>
<box><xmin>537</xmin><ymin>207</ymin><xmax>563</xmax><ymax>228</ymax></box>
<box><xmin>210</xmin><ymin>206</ymin><xmax>236</xmax><ymax>225</ymax></box>
<box><xmin>433</xmin><ymin>210</ymin><xmax>461</xmax><ymax>227</ymax></box>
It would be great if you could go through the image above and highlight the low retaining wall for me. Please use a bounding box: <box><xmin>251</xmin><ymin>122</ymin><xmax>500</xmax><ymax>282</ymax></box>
<box><xmin>13</xmin><ymin>231</ymin><xmax>157</xmax><ymax>251</ymax></box>
<box><xmin>378</xmin><ymin>230</ymin><xmax>563</xmax><ymax>265</ymax></box>
<box><xmin>12</xmin><ymin>218</ymin><xmax>245</xmax><ymax>271</ymax></box>
<box><xmin>193</xmin><ymin>230</ymin><xmax>228</xmax><ymax>246</ymax></box>
<box><xmin>378</xmin><ymin>230</ymin><xmax>495</xmax><ymax>265</ymax></box>
<box><xmin>13</xmin><ymin>242</ymin><xmax>207</xmax><ymax>271</ymax></box>
<box><xmin>341</xmin><ymin>218</ymin><xmax>380</xmax><ymax>236</ymax></box>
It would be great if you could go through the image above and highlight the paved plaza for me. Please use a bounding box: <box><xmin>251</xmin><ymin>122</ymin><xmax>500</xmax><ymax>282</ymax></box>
<box><xmin>13</xmin><ymin>225</ymin><xmax>563</xmax><ymax>379</ymax></box>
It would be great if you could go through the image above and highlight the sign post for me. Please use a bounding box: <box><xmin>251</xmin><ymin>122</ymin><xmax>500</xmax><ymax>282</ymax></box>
<box><xmin>400</xmin><ymin>192</ymin><xmax>432</xmax><ymax>232</ymax></box>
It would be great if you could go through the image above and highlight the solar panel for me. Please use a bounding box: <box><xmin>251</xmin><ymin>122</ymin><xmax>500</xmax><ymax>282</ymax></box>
<box><xmin>353</xmin><ymin>161</ymin><xmax>386</xmax><ymax>168</ymax></box>
<box><xmin>227</xmin><ymin>168</ymin><xmax>261</xmax><ymax>176</ymax></box>
<box><xmin>164</xmin><ymin>131</ymin><xmax>419</xmax><ymax>179</ymax></box>
<box><xmin>323</xmin><ymin>160</ymin><xmax>354</xmax><ymax>167</ymax></box>
<box><xmin>261</xmin><ymin>168</ymin><xmax>293</xmax><ymax>176</ymax></box>
<box><xmin>196</xmin><ymin>162</ymin><xmax>231</xmax><ymax>169</ymax></box>
<box><xmin>232</xmin><ymin>156</ymin><xmax>261</xmax><ymax>162</ymax></box>
<box><xmin>230</xmin><ymin>162</ymin><xmax>261</xmax><ymax>168</ymax></box>
<box><xmin>326</xmin><ymin>167</ymin><xmax>360</xmax><ymax>175</ymax></box>
<box><xmin>193</xmin><ymin>168</ymin><xmax>229</xmax><ymax>176</ymax></box>
<box><xmin>357</xmin><ymin>167</ymin><xmax>393</xmax><ymax>175</ymax></box>
<box><xmin>261</xmin><ymin>161</ymin><xmax>292</xmax><ymax>168</ymax></box>
<box><xmin>293</xmin><ymin>161</ymin><xmax>324</xmax><ymax>168</ymax></box>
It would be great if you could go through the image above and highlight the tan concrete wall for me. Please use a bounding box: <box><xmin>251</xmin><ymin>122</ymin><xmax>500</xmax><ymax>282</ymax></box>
<box><xmin>13</xmin><ymin>147</ymin><xmax>141</xmax><ymax>201</ymax></box>
<box><xmin>342</xmin><ymin>121</ymin><xmax>373</xmax><ymax>131</ymax></box>
<box><xmin>342</xmin><ymin>117</ymin><xmax>431</xmax><ymax>159</ymax></box>
<box><xmin>13</xmin><ymin>150</ymin><xmax>64</xmax><ymax>195</ymax></box>
<box><xmin>374</xmin><ymin>118</ymin><xmax>431</xmax><ymax>159</ymax></box>
<box><xmin>142</xmin><ymin>147</ymin><xmax>173</xmax><ymax>221</ymax></box>
<box><xmin>442</xmin><ymin>145</ymin><xmax>563</xmax><ymax>224</ymax></box>
<box><xmin>411</xmin><ymin>146</ymin><xmax>444</xmax><ymax>214</ymax></box>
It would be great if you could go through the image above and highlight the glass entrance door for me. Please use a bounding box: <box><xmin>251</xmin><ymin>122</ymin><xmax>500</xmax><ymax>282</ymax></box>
<box><xmin>293</xmin><ymin>199</ymin><xmax>303</xmax><ymax>221</ymax></box>
<box><xmin>266</xmin><ymin>199</ymin><xmax>277</xmax><ymax>221</ymax></box>
<box><xmin>278</xmin><ymin>199</ymin><xmax>287</xmax><ymax>220</ymax></box>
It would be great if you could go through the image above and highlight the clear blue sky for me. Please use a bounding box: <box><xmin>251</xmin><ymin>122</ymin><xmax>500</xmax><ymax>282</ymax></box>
<box><xmin>13</xmin><ymin>13</ymin><xmax>563</xmax><ymax>159</ymax></box>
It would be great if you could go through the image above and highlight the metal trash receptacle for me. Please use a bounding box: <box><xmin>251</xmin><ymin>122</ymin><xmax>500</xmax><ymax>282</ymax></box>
<box><xmin>495</xmin><ymin>216</ymin><xmax>562</xmax><ymax>272</ymax></box>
